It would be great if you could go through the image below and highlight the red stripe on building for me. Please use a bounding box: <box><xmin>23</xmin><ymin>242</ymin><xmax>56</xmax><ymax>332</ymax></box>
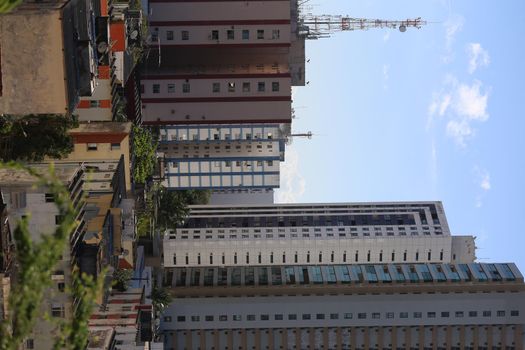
<box><xmin>142</xmin><ymin>96</ymin><xmax>291</xmax><ymax>103</ymax></box>
<box><xmin>77</xmin><ymin>100</ymin><xmax>91</xmax><ymax>108</ymax></box>
<box><xmin>99</xmin><ymin>99</ymin><xmax>111</xmax><ymax>108</ymax></box>
<box><xmin>142</xmin><ymin>72</ymin><xmax>291</xmax><ymax>80</ymax></box>
<box><xmin>100</xmin><ymin>0</ymin><xmax>108</xmax><ymax>16</ymax></box>
<box><xmin>143</xmin><ymin>118</ymin><xmax>291</xmax><ymax>125</ymax></box>
<box><xmin>149</xmin><ymin>19</ymin><xmax>290</xmax><ymax>26</ymax></box>
<box><xmin>98</xmin><ymin>65</ymin><xmax>110</xmax><ymax>79</ymax></box>
<box><xmin>110</xmin><ymin>22</ymin><xmax>126</xmax><ymax>52</ymax></box>
<box><xmin>72</xmin><ymin>133</ymin><xmax>126</xmax><ymax>143</ymax></box>
<box><xmin>158</xmin><ymin>43</ymin><xmax>291</xmax><ymax>49</ymax></box>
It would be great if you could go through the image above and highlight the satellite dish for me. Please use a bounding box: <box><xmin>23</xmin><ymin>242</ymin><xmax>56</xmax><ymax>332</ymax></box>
<box><xmin>97</xmin><ymin>41</ymin><xmax>108</xmax><ymax>53</ymax></box>
<box><xmin>399</xmin><ymin>24</ymin><xmax>407</xmax><ymax>33</ymax></box>
<box><xmin>130</xmin><ymin>30</ymin><xmax>139</xmax><ymax>40</ymax></box>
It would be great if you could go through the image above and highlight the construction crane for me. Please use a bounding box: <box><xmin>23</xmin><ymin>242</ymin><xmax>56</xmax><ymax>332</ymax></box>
<box><xmin>298</xmin><ymin>15</ymin><xmax>426</xmax><ymax>39</ymax></box>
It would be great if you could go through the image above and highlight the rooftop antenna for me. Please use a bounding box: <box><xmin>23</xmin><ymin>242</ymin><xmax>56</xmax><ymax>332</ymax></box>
<box><xmin>286</xmin><ymin>131</ymin><xmax>313</xmax><ymax>145</ymax></box>
<box><xmin>298</xmin><ymin>15</ymin><xmax>427</xmax><ymax>39</ymax></box>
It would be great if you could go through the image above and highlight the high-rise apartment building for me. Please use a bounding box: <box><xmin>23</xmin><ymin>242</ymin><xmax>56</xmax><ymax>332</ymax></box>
<box><xmin>160</xmin><ymin>262</ymin><xmax>525</xmax><ymax>350</ymax></box>
<box><xmin>142</xmin><ymin>0</ymin><xmax>306</xmax><ymax>190</ymax></box>
<box><xmin>163</xmin><ymin>202</ymin><xmax>475</xmax><ymax>271</ymax></box>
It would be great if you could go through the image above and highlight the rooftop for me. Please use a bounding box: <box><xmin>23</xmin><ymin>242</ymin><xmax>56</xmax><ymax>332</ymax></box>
<box><xmin>70</xmin><ymin>122</ymin><xmax>132</xmax><ymax>135</ymax></box>
<box><xmin>0</xmin><ymin>163</ymin><xmax>82</xmax><ymax>186</ymax></box>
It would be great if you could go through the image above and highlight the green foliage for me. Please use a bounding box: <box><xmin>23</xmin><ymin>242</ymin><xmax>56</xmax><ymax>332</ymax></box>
<box><xmin>0</xmin><ymin>162</ymin><xmax>100</xmax><ymax>350</ymax></box>
<box><xmin>151</xmin><ymin>286</ymin><xmax>172</xmax><ymax>313</ymax></box>
<box><xmin>132</xmin><ymin>125</ymin><xmax>158</xmax><ymax>184</ymax></box>
<box><xmin>0</xmin><ymin>0</ymin><xmax>23</xmax><ymax>13</ymax></box>
<box><xmin>156</xmin><ymin>189</ymin><xmax>210</xmax><ymax>229</ymax></box>
<box><xmin>113</xmin><ymin>268</ymin><xmax>133</xmax><ymax>292</ymax></box>
<box><xmin>0</xmin><ymin>115</ymin><xmax>77</xmax><ymax>162</ymax></box>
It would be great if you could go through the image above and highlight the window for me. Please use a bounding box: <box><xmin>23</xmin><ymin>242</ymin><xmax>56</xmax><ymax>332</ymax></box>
<box><xmin>177</xmin><ymin>316</ymin><xmax>186</xmax><ymax>322</ymax></box>
<box><xmin>89</xmin><ymin>100</ymin><xmax>100</xmax><ymax>108</ymax></box>
<box><xmin>344</xmin><ymin>313</ymin><xmax>353</xmax><ymax>319</ymax></box>
<box><xmin>181</xmin><ymin>30</ymin><xmax>189</xmax><ymax>40</ymax></box>
<box><xmin>87</xmin><ymin>143</ymin><xmax>97</xmax><ymax>151</ymax></box>
<box><xmin>258</xmin><ymin>82</ymin><xmax>265</xmax><ymax>92</ymax></box>
<box><xmin>497</xmin><ymin>310</ymin><xmax>505</xmax><ymax>317</ymax></box>
<box><xmin>260</xmin><ymin>314</ymin><xmax>269</xmax><ymax>321</ymax></box>
<box><xmin>242</xmin><ymin>29</ymin><xmax>249</xmax><ymax>40</ymax></box>
<box><xmin>267</xmin><ymin>160</ymin><xmax>273</xmax><ymax>166</ymax></box>
<box><xmin>272</xmin><ymin>29</ymin><xmax>280</xmax><ymax>39</ymax></box>
<box><xmin>272</xmin><ymin>82</ymin><xmax>279</xmax><ymax>92</ymax></box>
<box><xmin>386</xmin><ymin>312</ymin><xmax>394</xmax><ymax>319</ymax></box>
<box><xmin>483</xmin><ymin>311</ymin><xmax>491</xmax><ymax>317</ymax></box>
<box><xmin>275</xmin><ymin>314</ymin><xmax>283</xmax><ymax>320</ymax></box>
<box><xmin>372</xmin><ymin>313</ymin><xmax>381</xmax><ymax>319</ymax></box>
<box><xmin>227</xmin><ymin>30</ymin><xmax>234</xmax><ymax>40</ymax></box>
<box><xmin>167</xmin><ymin>83</ymin><xmax>175</xmax><ymax>93</ymax></box>
<box><xmin>242</xmin><ymin>82</ymin><xmax>250</xmax><ymax>92</ymax></box>
<box><xmin>441</xmin><ymin>312</ymin><xmax>450</xmax><ymax>318</ymax></box>
<box><xmin>57</xmin><ymin>282</ymin><xmax>65</xmax><ymax>292</ymax></box>
<box><xmin>211</xmin><ymin>30</ymin><xmax>219</xmax><ymax>40</ymax></box>
<box><xmin>233</xmin><ymin>315</ymin><xmax>242</xmax><ymax>321</ymax></box>
<box><xmin>316</xmin><ymin>313</ymin><xmax>325</xmax><ymax>320</ymax></box>
<box><xmin>191</xmin><ymin>316</ymin><xmax>200</xmax><ymax>322</ymax></box>
<box><xmin>110</xmin><ymin>143</ymin><xmax>120</xmax><ymax>150</ymax></box>
<box><xmin>26</xmin><ymin>339</ymin><xmax>34</xmax><ymax>349</ymax></box>
<box><xmin>511</xmin><ymin>310</ymin><xmax>519</xmax><ymax>317</ymax></box>
<box><xmin>257</xmin><ymin>29</ymin><xmax>264</xmax><ymax>39</ymax></box>
<box><xmin>247</xmin><ymin>314</ymin><xmax>256</xmax><ymax>321</ymax></box>
<box><xmin>153</xmin><ymin>84</ymin><xmax>160</xmax><ymax>93</ymax></box>
<box><xmin>151</xmin><ymin>31</ymin><xmax>158</xmax><ymax>42</ymax></box>
<box><xmin>163</xmin><ymin>316</ymin><xmax>172</xmax><ymax>322</ymax></box>
<box><xmin>358</xmin><ymin>313</ymin><xmax>366</xmax><ymax>319</ymax></box>
<box><xmin>455</xmin><ymin>311</ymin><xmax>464</xmax><ymax>317</ymax></box>
<box><xmin>400</xmin><ymin>312</ymin><xmax>408</xmax><ymax>319</ymax></box>
<box><xmin>302</xmin><ymin>314</ymin><xmax>311</xmax><ymax>320</ymax></box>
<box><xmin>182</xmin><ymin>83</ymin><xmax>190</xmax><ymax>93</ymax></box>
<box><xmin>45</xmin><ymin>193</ymin><xmax>54</xmax><ymax>203</ymax></box>
<box><xmin>427</xmin><ymin>312</ymin><xmax>436</xmax><ymax>318</ymax></box>
<box><xmin>205</xmin><ymin>315</ymin><xmax>214</xmax><ymax>321</ymax></box>
<box><xmin>468</xmin><ymin>311</ymin><xmax>478</xmax><ymax>317</ymax></box>
<box><xmin>228</xmin><ymin>82</ymin><xmax>235</xmax><ymax>92</ymax></box>
<box><xmin>330</xmin><ymin>313</ymin><xmax>339</xmax><ymax>320</ymax></box>
<box><xmin>166</xmin><ymin>30</ymin><xmax>174</xmax><ymax>40</ymax></box>
<box><xmin>212</xmin><ymin>82</ymin><xmax>220</xmax><ymax>93</ymax></box>
<box><xmin>219</xmin><ymin>315</ymin><xmax>228</xmax><ymax>321</ymax></box>
<box><xmin>413</xmin><ymin>312</ymin><xmax>422</xmax><ymax>318</ymax></box>
<box><xmin>51</xmin><ymin>304</ymin><xmax>65</xmax><ymax>318</ymax></box>
<box><xmin>55</xmin><ymin>215</ymin><xmax>64</xmax><ymax>225</ymax></box>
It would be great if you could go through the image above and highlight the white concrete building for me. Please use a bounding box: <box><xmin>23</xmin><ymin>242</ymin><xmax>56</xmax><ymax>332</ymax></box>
<box><xmin>158</xmin><ymin>124</ymin><xmax>284</xmax><ymax>189</ymax></box>
<box><xmin>162</xmin><ymin>202</ymin><xmax>476</xmax><ymax>269</ymax></box>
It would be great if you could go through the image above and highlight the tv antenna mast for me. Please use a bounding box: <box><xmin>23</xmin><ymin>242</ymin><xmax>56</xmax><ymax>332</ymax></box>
<box><xmin>286</xmin><ymin>131</ymin><xmax>313</xmax><ymax>145</ymax></box>
<box><xmin>298</xmin><ymin>15</ymin><xmax>426</xmax><ymax>39</ymax></box>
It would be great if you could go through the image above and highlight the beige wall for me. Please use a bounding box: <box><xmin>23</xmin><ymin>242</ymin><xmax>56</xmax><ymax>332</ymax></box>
<box><xmin>150</xmin><ymin>1</ymin><xmax>290</xmax><ymax>22</ymax></box>
<box><xmin>0</xmin><ymin>11</ymin><xmax>68</xmax><ymax>115</ymax></box>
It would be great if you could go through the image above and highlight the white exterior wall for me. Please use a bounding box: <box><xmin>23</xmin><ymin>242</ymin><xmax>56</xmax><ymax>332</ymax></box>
<box><xmin>77</xmin><ymin>78</ymin><xmax>113</xmax><ymax>122</ymax></box>
<box><xmin>142</xmin><ymin>100</ymin><xmax>291</xmax><ymax>124</ymax></box>
<box><xmin>149</xmin><ymin>1</ymin><xmax>290</xmax><ymax>22</ymax></box>
<box><xmin>142</xmin><ymin>77</ymin><xmax>290</xmax><ymax>99</ymax></box>
<box><xmin>163</xmin><ymin>234</ymin><xmax>452</xmax><ymax>267</ymax></box>
<box><xmin>152</xmin><ymin>24</ymin><xmax>291</xmax><ymax>46</ymax></box>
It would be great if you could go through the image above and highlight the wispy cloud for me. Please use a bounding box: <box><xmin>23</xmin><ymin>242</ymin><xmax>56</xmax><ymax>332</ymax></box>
<box><xmin>383</xmin><ymin>31</ymin><xmax>391</xmax><ymax>42</ymax></box>
<box><xmin>275</xmin><ymin>147</ymin><xmax>306</xmax><ymax>203</ymax></box>
<box><xmin>428</xmin><ymin>76</ymin><xmax>490</xmax><ymax>146</ymax></box>
<box><xmin>467</xmin><ymin>43</ymin><xmax>490</xmax><ymax>74</ymax></box>
<box><xmin>382</xmin><ymin>64</ymin><xmax>390</xmax><ymax>90</ymax></box>
<box><xmin>473</xmin><ymin>167</ymin><xmax>491</xmax><ymax>207</ymax></box>
<box><xmin>442</xmin><ymin>14</ymin><xmax>464</xmax><ymax>63</ymax></box>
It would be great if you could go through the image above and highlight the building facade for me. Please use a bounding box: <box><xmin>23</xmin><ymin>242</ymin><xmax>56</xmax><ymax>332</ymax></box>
<box><xmin>163</xmin><ymin>202</ymin><xmax>475</xmax><ymax>270</ymax></box>
<box><xmin>158</xmin><ymin>124</ymin><xmax>284</xmax><ymax>189</ymax></box>
<box><xmin>160</xmin><ymin>262</ymin><xmax>525</xmax><ymax>350</ymax></box>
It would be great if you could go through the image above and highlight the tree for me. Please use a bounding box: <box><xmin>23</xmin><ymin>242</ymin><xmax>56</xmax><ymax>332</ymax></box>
<box><xmin>132</xmin><ymin>125</ymin><xmax>158</xmax><ymax>184</ymax></box>
<box><xmin>156</xmin><ymin>188</ymin><xmax>210</xmax><ymax>229</ymax></box>
<box><xmin>113</xmin><ymin>268</ymin><xmax>133</xmax><ymax>292</ymax></box>
<box><xmin>151</xmin><ymin>286</ymin><xmax>172</xmax><ymax>313</ymax></box>
<box><xmin>0</xmin><ymin>0</ymin><xmax>23</xmax><ymax>13</ymax></box>
<box><xmin>0</xmin><ymin>114</ymin><xmax>77</xmax><ymax>162</ymax></box>
<box><xmin>0</xmin><ymin>162</ymin><xmax>101</xmax><ymax>350</ymax></box>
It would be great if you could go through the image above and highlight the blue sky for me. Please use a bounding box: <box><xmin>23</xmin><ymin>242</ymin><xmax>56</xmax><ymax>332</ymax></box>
<box><xmin>275</xmin><ymin>0</ymin><xmax>525</xmax><ymax>270</ymax></box>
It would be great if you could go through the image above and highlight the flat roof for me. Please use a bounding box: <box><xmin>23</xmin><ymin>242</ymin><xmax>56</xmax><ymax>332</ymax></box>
<box><xmin>0</xmin><ymin>163</ymin><xmax>81</xmax><ymax>186</ymax></box>
<box><xmin>70</xmin><ymin>122</ymin><xmax>132</xmax><ymax>135</ymax></box>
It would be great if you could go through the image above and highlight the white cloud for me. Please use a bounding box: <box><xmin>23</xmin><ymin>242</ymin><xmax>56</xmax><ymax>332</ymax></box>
<box><xmin>442</xmin><ymin>14</ymin><xmax>464</xmax><ymax>63</ymax></box>
<box><xmin>473</xmin><ymin>167</ymin><xmax>491</xmax><ymax>207</ymax></box>
<box><xmin>382</xmin><ymin>64</ymin><xmax>390</xmax><ymax>89</ymax></box>
<box><xmin>428</xmin><ymin>76</ymin><xmax>490</xmax><ymax>146</ymax></box>
<box><xmin>383</xmin><ymin>31</ymin><xmax>391</xmax><ymax>42</ymax></box>
<box><xmin>275</xmin><ymin>147</ymin><xmax>306</xmax><ymax>203</ymax></box>
<box><xmin>467</xmin><ymin>43</ymin><xmax>490</xmax><ymax>74</ymax></box>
